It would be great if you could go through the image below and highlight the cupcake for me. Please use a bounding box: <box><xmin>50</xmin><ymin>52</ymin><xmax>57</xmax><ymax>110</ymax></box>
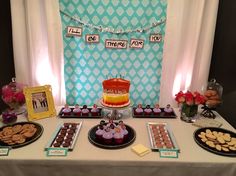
<box><xmin>81</xmin><ymin>105</ymin><xmax>89</xmax><ymax>116</ymax></box>
<box><xmin>119</xmin><ymin>121</ymin><xmax>128</xmax><ymax>140</ymax></box>
<box><xmin>62</xmin><ymin>104</ymin><xmax>71</xmax><ymax>115</ymax></box>
<box><xmin>153</xmin><ymin>103</ymin><xmax>161</xmax><ymax>115</ymax></box>
<box><xmin>73</xmin><ymin>104</ymin><xmax>81</xmax><ymax>116</ymax></box>
<box><xmin>91</xmin><ymin>104</ymin><xmax>99</xmax><ymax>116</ymax></box>
<box><xmin>95</xmin><ymin>125</ymin><xmax>105</xmax><ymax>140</ymax></box>
<box><xmin>144</xmin><ymin>105</ymin><xmax>152</xmax><ymax>115</ymax></box>
<box><xmin>164</xmin><ymin>104</ymin><xmax>173</xmax><ymax>115</ymax></box>
<box><xmin>102</xmin><ymin>127</ymin><xmax>113</xmax><ymax>144</ymax></box>
<box><xmin>135</xmin><ymin>103</ymin><xmax>143</xmax><ymax>115</ymax></box>
<box><xmin>113</xmin><ymin>127</ymin><xmax>124</xmax><ymax>144</ymax></box>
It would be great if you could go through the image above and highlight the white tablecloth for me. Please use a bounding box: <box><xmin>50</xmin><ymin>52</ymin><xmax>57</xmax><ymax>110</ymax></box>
<box><xmin>0</xmin><ymin>108</ymin><xmax>236</xmax><ymax>176</ymax></box>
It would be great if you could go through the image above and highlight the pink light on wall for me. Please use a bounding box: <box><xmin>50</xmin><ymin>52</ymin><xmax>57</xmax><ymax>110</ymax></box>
<box><xmin>172</xmin><ymin>73</ymin><xmax>182</xmax><ymax>97</ymax></box>
<box><xmin>35</xmin><ymin>57</ymin><xmax>59</xmax><ymax>98</ymax></box>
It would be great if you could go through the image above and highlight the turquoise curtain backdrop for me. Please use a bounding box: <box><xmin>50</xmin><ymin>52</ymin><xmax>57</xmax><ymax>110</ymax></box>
<box><xmin>59</xmin><ymin>0</ymin><xmax>167</xmax><ymax>106</ymax></box>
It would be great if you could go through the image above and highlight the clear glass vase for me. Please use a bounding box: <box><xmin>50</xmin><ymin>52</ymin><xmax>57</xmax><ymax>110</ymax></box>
<box><xmin>8</xmin><ymin>103</ymin><xmax>26</xmax><ymax>115</ymax></box>
<box><xmin>180</xmin><ymin>103</ymin><xmax>198</xmax><ymax>123</ymax></box>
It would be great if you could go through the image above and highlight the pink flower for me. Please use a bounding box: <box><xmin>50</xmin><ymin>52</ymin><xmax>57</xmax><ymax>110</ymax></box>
<box><xmin>1</xmin><ymin>82</ymin><xmax>26</xmax><ymax>107</ymax></box>
<box><xmin>15</xmin><ymin>92</ymin><xmax>25</xmax><ymax>104</ymax></box>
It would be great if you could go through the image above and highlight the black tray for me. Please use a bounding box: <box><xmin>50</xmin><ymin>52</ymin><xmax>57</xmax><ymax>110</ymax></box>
<box><xmin>58</xmin><ymin>107</ymin><xmax>103</xmax><ymax>118</ymax></box>
<box><xmin>0</xmin><ymin>121</ymin><xmax>43</xmax><ymax>149</ymax></box>
<box><xmin>194</xmin><ymin>127</ymin><xmax>236</xmax><ymax>157</ymax></box>
<box><xmin>132</xmin><ymin>107</ymin><xmax>177</xmax><ymax>118</ymax></box>
<box><xmin>88</xmin><ymin>123</ymin><xmax>136</xmax><ymax>149</ymax></box>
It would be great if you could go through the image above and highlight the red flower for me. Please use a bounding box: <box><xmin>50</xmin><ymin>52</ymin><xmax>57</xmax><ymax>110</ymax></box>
<box><xmin>175</xmin><ymin>90</ymin><xmax>206</xmax><ymax>105</ymax></box>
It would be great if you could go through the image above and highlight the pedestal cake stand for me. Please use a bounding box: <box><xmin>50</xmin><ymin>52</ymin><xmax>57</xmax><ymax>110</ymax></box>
<box><xmin>98</xmin><ymin>99</ymin><xmax>133</xmax><ymax>120</ymax></box>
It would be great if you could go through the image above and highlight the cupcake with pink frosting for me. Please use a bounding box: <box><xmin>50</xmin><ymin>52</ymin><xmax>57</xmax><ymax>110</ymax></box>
<box><xmin>73</xmin><ymin>104</ymin><xmax>81</xmax><ymax>116</ymax></box>
<box><xmin>135</xmin><ymin>103</ymin><xmax>143</xmax><ymax>115</ymax></box>
<box><xmin>102</xmin><ymin>127</ymin><xmax>113</xmax><ymax>144</ymax></box>
<box><xmin>113</xmin><ymin>127</ymin><xmax>124</xmax><ymax>144</ymax></box>
<box><xmin>153</xmin><ymin>103</ymin><xmax>161</xmax><ymax>115</ymax></box>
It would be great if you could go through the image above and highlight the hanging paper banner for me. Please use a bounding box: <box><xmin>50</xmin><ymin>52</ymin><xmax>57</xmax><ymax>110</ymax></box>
<box><xmin>105</xmin><ymin>39</ymin><xmax>128</xmax><ymax>49</ymax></box>
<box><xmin>129</xmin><ymin>38</ymin><xmax>144</xmax><ymax>49</ymax></box>
<box><xmin>85</xmin><ymin>34</ymin><xmax>100</xmax><ymax>43</ymax></box>
<box><xmin>66</xmin><ymin>26</ymin><xmax>82</xmax><ymax>37</ymax></box>
<box><xmin>149</xmin><ymin>33</ymin><xmax>162</xmax><ymax>43</ymax></box>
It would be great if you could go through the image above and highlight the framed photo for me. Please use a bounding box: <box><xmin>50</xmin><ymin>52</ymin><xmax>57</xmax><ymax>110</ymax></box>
<box><xmin>23</xmin><ymin>85</ymin><xmax>56</xmax><ymax>121</ymax></box>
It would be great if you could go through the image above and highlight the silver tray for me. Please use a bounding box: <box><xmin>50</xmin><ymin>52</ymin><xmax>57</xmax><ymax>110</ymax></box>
<box><xmin>45</xmin><ymin>122</ymin><xmax>82</xmax><ymax>151</ymax></box>
<box><xmin>146</xmin><ymin>122</ymin><xmax>179</xmax><ymax>152</ymax></box>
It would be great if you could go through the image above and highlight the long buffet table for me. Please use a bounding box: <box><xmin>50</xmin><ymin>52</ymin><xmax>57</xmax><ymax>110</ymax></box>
<box><xmin>0</xmin><ymin>107</ymin><xmax>236</xmax><ymax>176</ymax></box>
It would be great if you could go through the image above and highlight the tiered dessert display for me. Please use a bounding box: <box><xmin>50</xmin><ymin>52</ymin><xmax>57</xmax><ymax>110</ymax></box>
<box><xmin>201</xmin><ymin>79</ymin><xmax>223</xmax><ymax>118</ymax></box>
<box><xmin>45</xmin><ymin>122</ymin><xmax>82</xmax><ymax>151</ymax></box>
<box><xmin>0</xmin><ymin>122</ymin><xmax>43</xmax><ymax>148</ymax></box>
<box><xmin>88</xmin><ymin>120</ymin><xmax>136</xmax><ymax>149</ymax></box>
<box><xmin>132</xmin><ymin>103</ymin><xmax>177</xmax><ymax>118</ymax></box>
<box><xmin>99</xmin><ymin>77</ymin><xmax>132</xmax><ymax>119</ymax></box>
<box><xmin>58</xmin><ymin>104</ymin><xmax>103</xmax><ymax>118</ymax></box>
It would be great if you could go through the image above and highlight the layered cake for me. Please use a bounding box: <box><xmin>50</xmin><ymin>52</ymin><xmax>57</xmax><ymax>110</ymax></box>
<box><xmin>102</xmin><ymin>78</ymin><xmax>130</xmax><ymax>107</ymax></box>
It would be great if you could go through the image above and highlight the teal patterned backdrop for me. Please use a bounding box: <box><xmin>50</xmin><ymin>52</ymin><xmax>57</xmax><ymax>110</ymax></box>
<box><xmin>59</xmin><ymin>0</ymin><xmax>167</xmax><ymax>106</ymax></box>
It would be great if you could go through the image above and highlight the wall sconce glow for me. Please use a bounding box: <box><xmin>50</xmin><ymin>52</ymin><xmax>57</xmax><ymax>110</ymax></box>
<box><xmin>184</xmin><ymin>73</ymin><xmax>192</xmax><ymax>92</ymax></box>
<box><xmin>36</xmin><ymin>59</ymin><xmax>59</xmax><ymax>98</ymax></box>
<box><xmin>172</xmin><ymin>73</ymin><xmax>182</xmax><ymax>97</ymax></box>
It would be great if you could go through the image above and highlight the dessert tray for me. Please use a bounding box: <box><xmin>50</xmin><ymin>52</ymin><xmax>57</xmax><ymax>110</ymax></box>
<box><xmin>88</xmin><ymin>122</ymin><xmax>136</xmax><ymax>149</ymax></box>
<box><xmin>58</xmin><ymin>107</ymin><xmax>103</xmax><ymax>118</ymax></box>
<box><xmin>45</xmin><ymin>122</ymin><xmax>82</xmax><ymax>151</ymax></box>
<box><xmin>133</xmin><ymin>108</ymin><xmax>177</xmax><ymax>118</ymax></box>
<box><xmin>147</xmin><ymin>122</ymin><xmax>179</xmax><ymax>151</ymax></box>
<box><xmin>0</xmin><ymin>121</ymin><xmax>43</xmax><ymax>149</ymax></box>
<box><xmin>194</xmin><ymin>127</ymin><xmax>236</xmax><ymax>157</ymax></box>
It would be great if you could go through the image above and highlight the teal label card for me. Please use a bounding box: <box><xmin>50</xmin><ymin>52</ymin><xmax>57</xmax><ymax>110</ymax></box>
<box><xmin>159</xmin><ymin>149</ymin><xmax>178</xmax><ymax>158</ymax></box>
<box><xmin>0</xmin><ymin>147</ymin><xmax>10</xmax><ymax>156</ymax></box>
<box><xmin>47</xmin><ymin>148</ymin><xmax>68</xmax><ymax>156</ymax></box>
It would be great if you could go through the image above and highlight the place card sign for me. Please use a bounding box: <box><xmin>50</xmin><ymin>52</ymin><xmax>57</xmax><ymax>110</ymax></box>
<box><xmin>47</xmin><ymin>148</ymin><xmax>68</xmax><ymax>156</ymax></box>
<box><xmin>105</xmin><ymin>39</ymin><xmax>128</xmax><ymax>49</ymax></box>
<box><xmin>130</xmin><ymin>38</ymin><xmax>144</xmax><ymax>49</ymax></box>
<box><xmin>85</xmin><ymin>34</ymin><xmax>100</xmax><ymax>43</ymax></box>
<box><xmin>149</xmin><ymin>33</ymin><xmax>162</xmax><ymax>43</ymax></box>
<box><xmin>0</xmin><ymin>147</ymin><xmax>10</xmax><ymax>156</ymax></box>
<box><xmin>66</xmin><ymin>26</ymin><xmax>82</xmax><ymax>37</ymax></box>
<box><xmin>159</xmin><ymin>149</ymin><xmax>178</xmax><ymax>158</ymax></box>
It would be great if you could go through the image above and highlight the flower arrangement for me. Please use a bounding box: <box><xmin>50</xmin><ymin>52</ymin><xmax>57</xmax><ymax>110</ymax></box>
<box><xmin>175</xmin><ymin>91</ymin><xmax>206</xmax><ymax>106</ymax></box>
<box><xmin>1</xmin><ymin>79</ymin><xmax>26</xmax><ymax>109</ymax></box>
<box><xmin>175</xmin><ymin>91</ymin><xmax>206</xmax><ymax>122</ymax></box>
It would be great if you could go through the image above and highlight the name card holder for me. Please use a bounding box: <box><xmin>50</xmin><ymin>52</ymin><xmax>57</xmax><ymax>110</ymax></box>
<box><xmin>66</xmin><ymin>26</ymin><xmax>82</xmax><ymax>37</ymax></box>
<box><xmin>0</xmin><ymin>147</ymin><xmax>10</xmax><ymax>156</ymax></box>
<box><xmin>47</xmin><ymin>148</ymin><xmax>68</xmax><ymax>157</ymax></box>
<box><xmin>159</xmin><ymin>149</ymin><xmax>178</xmax><ymax>158</ymax></box>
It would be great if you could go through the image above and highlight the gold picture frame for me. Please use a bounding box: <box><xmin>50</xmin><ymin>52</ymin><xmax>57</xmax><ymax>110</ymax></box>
<box><xmin>23</xmin><ymin>85</ymin><xmax>56</xmax><ymax>121</ymax></box>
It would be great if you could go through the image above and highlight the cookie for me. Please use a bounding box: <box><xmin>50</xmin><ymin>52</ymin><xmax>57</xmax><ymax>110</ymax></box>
<box><xmin>206</xmin><ymin>141</ymin><xmax>215</xmax><ymax>148</ymax></box>
<box><xmin>217</xmin><ymin>136</ymin><xmax>225</xmax><ymax>144</ymax></box>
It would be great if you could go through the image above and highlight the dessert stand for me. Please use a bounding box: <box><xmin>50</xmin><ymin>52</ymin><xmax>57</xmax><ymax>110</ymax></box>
<box><xmin>98</xmin><ymin>99</ymin><xmax>133</xmax><ymax>120</ymax></box>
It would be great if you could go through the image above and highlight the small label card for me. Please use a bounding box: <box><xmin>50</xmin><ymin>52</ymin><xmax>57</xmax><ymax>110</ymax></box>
<box><xmin>130</xmin><ymin>38</ymin><xmax>144</xmax><ymax>49</ymax></box>
<box><xmin>0</xmin><ymin>147</ymin><xmax>10</xmax><ymax>156</ymax></box>
<box><xmin>159</xmin><ymin>149</ymin><xmax>178</xmax><ymax>158</ymax></box>
<box><xmin>47</xmin><ymin>148</ymin><xmax>68</xmax><ymax>157</ymax></box>
<box><xmin>149</xmin><ymin>33</ymin><xmax>162</xmax><ymax>43</ymax></box>
<box><xmin>105</xmin><ymin>39</ymin><xmax>128</xmax><ymax>49</ymax></box>
<box><xmin>66</xmin><ymin>26</ymin><xmax>82</xmax><ymax>37</ymax></box>
<box><xmin>85</xmin><ymin>34</ymin><xmax>100</xmax><ymax>43</ymax></box>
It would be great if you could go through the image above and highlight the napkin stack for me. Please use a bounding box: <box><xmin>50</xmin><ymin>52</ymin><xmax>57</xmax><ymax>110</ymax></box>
<box><xmin>131</xmin><ymin>144</ymin><xmax>150</xmax><ymax>157</ymax></box>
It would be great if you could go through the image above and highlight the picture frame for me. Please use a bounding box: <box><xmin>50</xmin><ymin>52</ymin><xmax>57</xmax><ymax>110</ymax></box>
<box><xmin>23</xmin><ymin>85</ymin><xmax>56</xmax><ymax>121</ymax></box>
